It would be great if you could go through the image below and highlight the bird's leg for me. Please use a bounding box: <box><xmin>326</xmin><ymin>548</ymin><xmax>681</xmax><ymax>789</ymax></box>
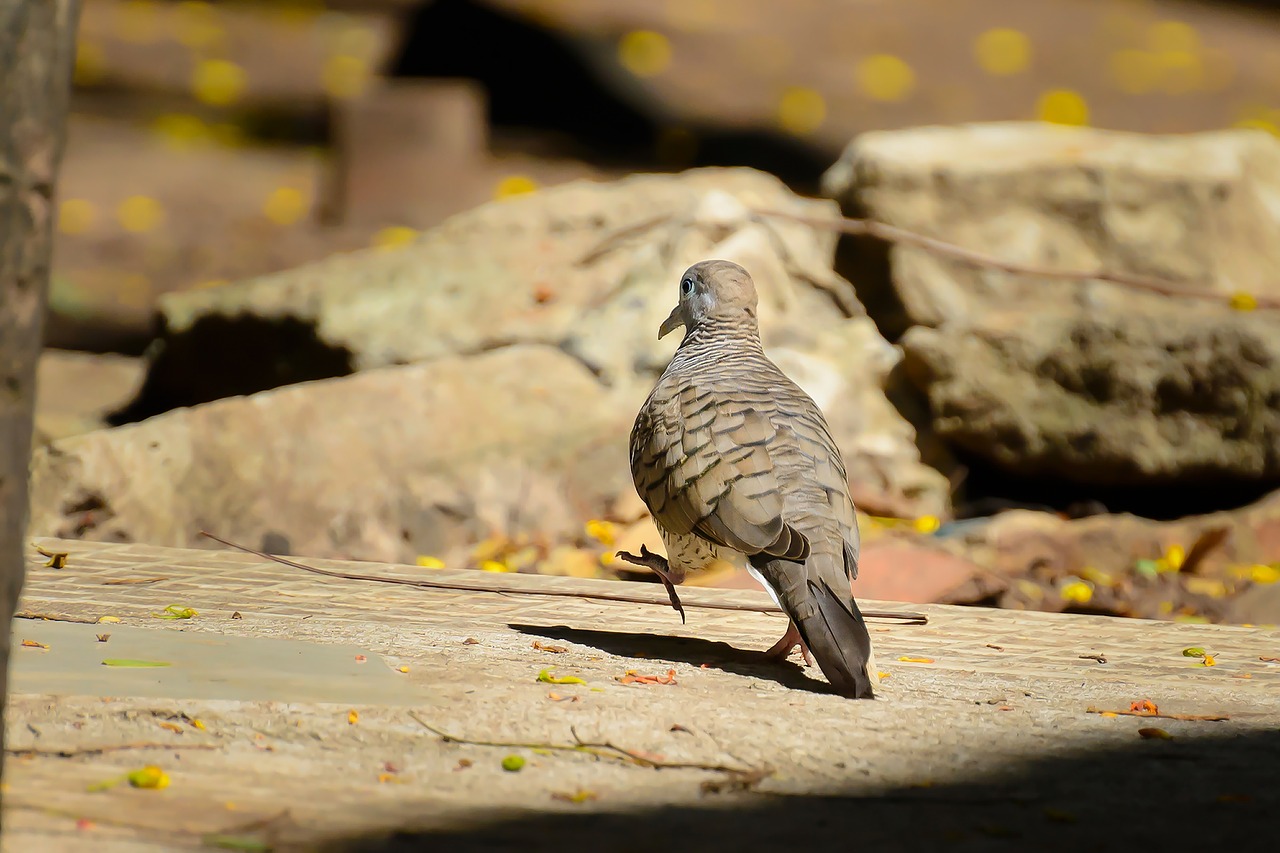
<box><xmin>614</xmin><ymin>544</ymin><xmax>686</xmax><ymax>624</ymax></box>
<box><xmin>763</xmin><ymin>621</ymin><xmax>814</xmax><ymax>666</ymax></box>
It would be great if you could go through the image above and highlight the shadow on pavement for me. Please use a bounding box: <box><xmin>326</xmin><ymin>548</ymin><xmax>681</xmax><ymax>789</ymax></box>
<box><xmin>316</xmin><ymin>726</ymin><xmax>1280</xmax><ymax>852</ymax></box>
<box><xmin>508</xmin><ymin>622</ymin><xmax>832</xmax><ymax>695</ymax></box>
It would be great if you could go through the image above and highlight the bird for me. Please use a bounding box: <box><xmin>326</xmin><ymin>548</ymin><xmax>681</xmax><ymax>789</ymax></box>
<box><xmin>616</xmin><ymin>259</ymin><xmax>877</xmax><ymax>699</ymax></box>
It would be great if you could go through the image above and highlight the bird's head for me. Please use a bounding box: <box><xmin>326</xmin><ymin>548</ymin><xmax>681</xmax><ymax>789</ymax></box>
<box><xmin>658</xmin><ymin>259</ymin><xmax>760</xmax><ymax>340</ymax></box>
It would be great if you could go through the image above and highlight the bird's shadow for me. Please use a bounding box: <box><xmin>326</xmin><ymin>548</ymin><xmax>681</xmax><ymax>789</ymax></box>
<box><xmin>508</xmin><ymin>623</ymin><xmax>838</xmax><ymax>696</ymax></box>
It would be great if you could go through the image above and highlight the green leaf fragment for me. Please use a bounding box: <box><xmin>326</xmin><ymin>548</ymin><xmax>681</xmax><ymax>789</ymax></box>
<box><xmin>102</xmin><ymin>659</ymin><xmax>171</xmax><ymax>667</ymax></box>
<box><xmin>1182</xmin><ymin>647</ymin><xmax>1206</xmax><ymax>658</ymax></box>
<box><xmin>152</xmin><ymin>604</ymin><xmax>197</xmax><ymax>620</ymax></box>
<box><xmin>1135</xmin><ymin>559</ymin><xmax>1159</xmax><ymax>579</ymax></box>
<box><xmin>202</xmin><ymin>835</ymin><xmax>272</xmax><ymax>852</ymax></box>
<box><xmin>536</xmin><ymin>668</ymin><xmax>585</xmax><ymax>685</ymax></box>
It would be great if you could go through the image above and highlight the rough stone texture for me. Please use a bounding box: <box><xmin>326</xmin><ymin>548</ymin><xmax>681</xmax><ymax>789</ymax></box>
<box><xmin>823</xmin><ymin>123</ymin><xmax>1280</xmax><ymax>333</ymax></box>
<box><xmin>118</xmin><ymin>167</ymin><xmax>950</xmax><ymax>519</ymax></box>
<box><xmin>900</xmin><ymin>305</ymin><xmax>1280</xmax><ymax>484</ymax></box>
<box><xmin>28</xmin><ymin>346</ymin><xmax>633</xmax><ymax>566</ymax></box>
<box><xmin>6</xmin><ymin>539</ymin><xmax>1280</xmax><ymax>851</ymax></box>
<box><xmin>33</xmin><ymin>349</ymin><xmax>142</xmax><ymax>444</ymax></box>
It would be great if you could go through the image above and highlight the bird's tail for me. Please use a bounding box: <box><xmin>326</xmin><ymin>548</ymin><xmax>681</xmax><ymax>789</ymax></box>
<box><xmin>797</xmin><ymin>578</ymin><xmax>876</xmax><ymax>699</ymax></box>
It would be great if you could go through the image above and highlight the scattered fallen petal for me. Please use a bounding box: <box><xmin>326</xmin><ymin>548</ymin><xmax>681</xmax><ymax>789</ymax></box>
<box><xmin>1138</xmin><ymin>727</ymin><xmax>1172</xmax><ymax>740</ymax></box>
<box><xmin>1202</xmin><ymin>654</ymin><xmax>1217</xmax><ymax>667</ymax></box>
<box><xmin>75</xmin><ymin>818</ymin><xmax>93</xmax><ymax>831</ymax></box>
<box><xmin>347</xmin><ymin>710</ymin><xmax>359</xmax><ymax>725</ymax></box>
<box><xmin>397</xmin><ymin>665</ymin><xmax>410</xmax><ymax>673</ymax></box>
<box><xmin>20</xmin><ymin>639</ymin><xmax>48</xmax><ymax>650</ymax></box>
<box><xmin>584</xmin><ymin>519</ymin><xmax>616</xmax><ymax>546</ymax></box>
<box><xmin>190</xmin><ymin>719</ymin><xmax>207</xmax><ymax>731</ymax></box>
<box><xmin>354</xmin><ymin>655</ymin><xmax>367</xmax><ymax>663</ymax></box>
<box><xmin>537</xmin><ymin>669</ymin><xmax>586</xmax><ymax>685</ymax></box>
<box><xmin>34</xmin><ymin>544</ymin><xmax>68</xmax><ymax>569</ymax></box>
<box><xmin>1088</xmin><ymin>706</ymin><xmax>1228</xmax><ymax>722</ymax></box>
<box><xmin>552</xmin><ymin>788</ymin><xmax>598</xmax><ymax>804</ymax></box>
<box><xmin>1229</xmin><ymin>291</ymin><xmax>1258</xmax><ymax>312</ymax></box>
<box><xmin>1233</xmin><ymin>673</ymin><xmax>1253</xmax><ymax>679</ymax></box>
<box><xmin>127</xmin><ymin>765</ymin><xmax>170</xmax><ymax>789</ymax></box>
<box><xmin>1130</xmin><ymin>699</ymin><xmax>1159</xmax><ymax>715</ymax></box>
<box><xmin>617</xmin><ymin>669</ymin><xmax>677</xmax><ymax>685</ymax></box>
<box><xmin>377</xmin><ymin>773</ymin><xmax>400</xmax><ymax>783</ymax></box>
<box><xmin>547</xmin><ymin>692</ymin><xmax>579</xmax><ymax>703</ymax></box>
<box><xmin>997</xmin><ymin>706</ymin><xmax>1015</xmax><ymax>711</ymax></box>
<box><xmin>1060</xmin><ymin>580</ymin><xmax>1093</xmax><ymax>604</ymax></box>
<box><xmin>152</xmin><ymin>605</ymin><xmax>197</xmax><ymax>620</ymax></box>
<box><xmin>97</xmin><ymin>616</ymin><xmax>121</xmax><ymax>624</ymax></box>
<box><xmin>102</xmin><ymin>659</ymin><xmax>170</xmax><ymax>667</ymax></box>
<box><xmin>415</xmin><ymin>555</ymin><xmax>445</xmax><ymax>569</ymax></box>
<box><xmin>501</xmin><ymin>755</ymin><xmax>525</xmax><ymax>772</ymax></box>
<box><xmin>1182</xmin><ymin>647</ymin><xmax>1206</xmax><ymax>658</ymax></box>
<box><xmin>877</xmin><ymin>671</ymin><xmax>891</xmax><ymax>680</ymax></box>
<box><xmin>897</xmin><ymin>656</ymin><xmax>934</xmax><ymax>664</ymax></box>
<box><xmin>158</xmin><ymin>721</ymin><xmax>184</xmax><ymax>734</ymax></box>
<box><xmin>532</xmin><ymin>641</ymin><xmax>568</xmax><ymax>654</ymax></box>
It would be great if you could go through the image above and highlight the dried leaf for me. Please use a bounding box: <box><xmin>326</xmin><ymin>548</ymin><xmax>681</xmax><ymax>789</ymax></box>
<box><xmin>501</xmin><ymin>755</ymin><xmax>525</xmax><ymax>772</ymax></box>
<box><xmin>1138</xmin><ymin>727</ymin><xmax>1172</xmax><ymax>740</ymax></box>
<box><xmin>1261</xmin><ymin>656</ymin><xmax>1280</xmax><ymax>663</ymax></box>
<box><xmin>96</xmin><ymin>633</ymin><xmax>110</xmax><ymax>642</ymax></box>
<box><xmin>102</xmin><ymin>659</ymin><xmax>170</xmax><ymax>667</ymax></box>
<box><xmin>670</xmin><ymin>724</ymin><xmax>693</xmax><ymax>734</ymax></box>
<box><xmin>547</xmin><ymin>692</ymin><xmax>579</xmax><ymax>703</ymax></box>
<box><xmin>97</xmin><ymin>616</ymin><xmax>121</xmax><ymax>624</ymax></box>
<box><xmin>34</xmin><ymin>544</ymin><xmax>68</xmax><ymax>569</ymax></box>
<box><xmin>231</xmin><ymin>611</ymin><xmax>243</xmax><ymax>620</ymax></box>
<box><xmin>1129</xmin><ymin>699</ymin><xmax>1159</xmax><ymax>715</ymax></box>
<box><xmin>552</xmin><ymin>788</ymin><xmax>598</xmax><ymax>804</ymax></box>
<box><xmin>158</xmin><ymin>721</ymin><xmax>184</xmax><ymax>734</ymax></box>
<box><xmin>462</xmin><ymin>637</ymin><xmax>480</xmax><ymax>645</ymax></box>
<box><xmin>20</xmin><ymin>639</ymin><xmax>48</xmax><ymax>650</ymax></box>
<box><xmin>103</xmin><ymin>577</ymin><xmax>167</xmax><ymax>585</ymax></box>
<box><xmin>532</xmin><ymin>641</ymin><xmax>568</xmax><ymax>654</ymax></box>
<box><xmin>152</xmin><ymin>605</ymin><xmax>197</xmax><ymax>620</ymax></box>
<box><xmin>454</xmin><ymin>759</ymin><xmax>472</xmax><ymax>771</ymax></box>
<box><xmin>617</xmin><ymin>669</ymin><xmax>677</xmax><ymax>685</ymax></box>
<box><xmin>537</xmin><ymin>669</ymin><xmax>586</xmax><ymax>685</ymax></box>
<box><xmin>897</xmin><ymin>656</ymin><xmax>934</xmax><ymax>664</ymax></box>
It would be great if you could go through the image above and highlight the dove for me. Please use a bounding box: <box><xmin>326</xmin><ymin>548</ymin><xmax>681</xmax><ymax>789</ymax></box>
<box><xmin>617</xmin><ymin>259</ymin><xmax>876</xmax><ymax>699</ymax></box>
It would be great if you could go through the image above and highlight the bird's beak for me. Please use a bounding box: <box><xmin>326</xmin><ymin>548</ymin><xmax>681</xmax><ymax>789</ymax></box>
<box><xmin>658</xmin><ymin>305</ymin><xmax>683</xmax><ymax>339</ymax></box>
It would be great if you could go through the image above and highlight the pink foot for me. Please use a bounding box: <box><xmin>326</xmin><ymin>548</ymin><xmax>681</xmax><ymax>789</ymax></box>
<box><xmin>763</xmin><ymin>622</ymin><xmax>813</xmax><ymax>666</ymax></box>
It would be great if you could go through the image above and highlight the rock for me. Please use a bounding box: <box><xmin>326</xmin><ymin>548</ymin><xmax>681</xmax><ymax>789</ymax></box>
<box><xmin>118</xmin><ymin>167</ymin><xmax>950</xmax><ymax>518</ymax></box>
<box><xmin>901</xmin><ymin>304</ymin><xmax>1280</xmax><ymax>484</ymax></box>
<box><xmin>823</xmin><ymin>124</ymin><xmax>1280</xmax><ymax>334</ymax></box>
<box><xmin>28</xmin><ymin>346</ymin><xmax>633</xmax><ymax>565</ymax></box>
<box><xmin>33</xmin><ymin>350</ymin><xmax>144</xmax><ymax>444</ymax></box>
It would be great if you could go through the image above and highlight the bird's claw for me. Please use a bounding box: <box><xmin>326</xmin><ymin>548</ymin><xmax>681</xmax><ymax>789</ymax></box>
<box><xmin>614</xmin><ymin>546</ymin><xmax>686</xmax><ymax>624</ymax></box>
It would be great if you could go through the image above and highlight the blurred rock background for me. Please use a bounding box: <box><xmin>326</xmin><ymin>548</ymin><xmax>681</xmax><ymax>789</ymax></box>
<box><xmin>37</xmin><ymin>0</ymin><xmax>1280</xmax><ymax>625</ymax></box>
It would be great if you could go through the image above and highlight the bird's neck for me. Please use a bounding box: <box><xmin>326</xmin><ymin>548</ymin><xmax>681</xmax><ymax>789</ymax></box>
<box><xmin>672</xmin><ymin>318</ymin><xmax>765</xmax><ymax>367</ymax></box>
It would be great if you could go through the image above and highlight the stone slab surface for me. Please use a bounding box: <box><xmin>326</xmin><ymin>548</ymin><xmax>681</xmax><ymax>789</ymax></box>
<box><xmin>5</xmin><ymin>538</ymin><xmax>1279</xmax><ymax>852</ymax></box>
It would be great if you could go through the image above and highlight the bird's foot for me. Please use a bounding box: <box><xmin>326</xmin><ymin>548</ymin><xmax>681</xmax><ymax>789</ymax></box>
<box><xmin>763</xmin><ymin>623</ymin><xmax>813</xmax><ymax>666</ymax></box>
<box><xmin>615</xmin><ymin>544</ymin><xmax>686</xmax><ymax>624</ymax></box>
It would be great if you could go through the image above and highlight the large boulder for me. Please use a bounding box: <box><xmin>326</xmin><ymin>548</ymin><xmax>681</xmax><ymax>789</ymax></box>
<box><xmin>823</xmin><ymin>123</ymin><xmax>1280</xmax><ymax>335</ymax></box>
<box><xmin>29</xmin><ymin>346</ymin><xmax>633</xmax><ymax>566</ymax></box>
<box><xmin>901</xmin><ymin>304</ymin><xmax>1280</xmax><ymax>485</ymax></box>
<box><xmin>111</xmin><ymin>167</ymin><xmax>950</xmax><ymax>519</ymax></box>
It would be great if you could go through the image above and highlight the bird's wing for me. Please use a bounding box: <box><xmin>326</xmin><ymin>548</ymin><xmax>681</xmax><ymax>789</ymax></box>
<box><xmin>630</xmin><ymin>383</ymin><xmax>808</xmax><ymax>561</ymax></box>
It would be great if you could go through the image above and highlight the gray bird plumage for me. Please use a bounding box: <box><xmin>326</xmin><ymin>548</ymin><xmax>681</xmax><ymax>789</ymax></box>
<box><xmin>621</xmin><ymin>259</ymin><xmax>876</xmax><ymax>699</ymax></box>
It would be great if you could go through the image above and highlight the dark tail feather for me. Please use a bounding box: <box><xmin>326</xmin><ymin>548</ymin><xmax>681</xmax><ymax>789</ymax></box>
<box><xmin>798</xmin><ymin>579</ymin><xmax>876</xmax><ymax>699</ymax></box>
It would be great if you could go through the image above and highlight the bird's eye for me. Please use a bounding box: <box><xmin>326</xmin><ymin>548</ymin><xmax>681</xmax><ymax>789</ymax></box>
<box><xmin>680</xmin><ymin>277</ymin><xmax>695</xmax><ymax>295</ymax></box>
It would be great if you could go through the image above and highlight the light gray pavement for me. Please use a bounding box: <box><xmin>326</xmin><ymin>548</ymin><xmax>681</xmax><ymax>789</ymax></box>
<box><xmin>5</xmin><ymin>538</ymin><xmax>1280</xmax><ymax>852</ymax></box>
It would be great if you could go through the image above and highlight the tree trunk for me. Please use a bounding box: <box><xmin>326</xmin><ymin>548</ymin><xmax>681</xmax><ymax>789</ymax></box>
<box><xmin>0</xmin><ymin>0</ymin><xmax>81</xmax><ymax>826</ymax></box>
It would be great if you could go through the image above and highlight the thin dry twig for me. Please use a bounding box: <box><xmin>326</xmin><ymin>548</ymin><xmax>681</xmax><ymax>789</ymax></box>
<box><xmin>15</xmin><ymin>611</ymin><xmax>100</xmax><ymax>624</ymax></box>
<box><xmin>6</xmin><ymin>742</ymin><xmax>220</xmax><ymax>758</ymax></box>
<box><xmin>407</xmin><ymin>712</ymin><xmax>766</xmax><ymax>783</ymax></box>
<box><xmin>1086</xmin><ymin>707</ymin><xmax>1229</xmax><ymax>722</ymax></box>
<box><xmin>200</xmin><ymin>531</ymin><xmax>928</xmax><ymax>626</ymax></box>
<box><xmin>751</xmin><ymin>208</ymin><xmax>1280</xmax><ymax>310</ymax></box>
